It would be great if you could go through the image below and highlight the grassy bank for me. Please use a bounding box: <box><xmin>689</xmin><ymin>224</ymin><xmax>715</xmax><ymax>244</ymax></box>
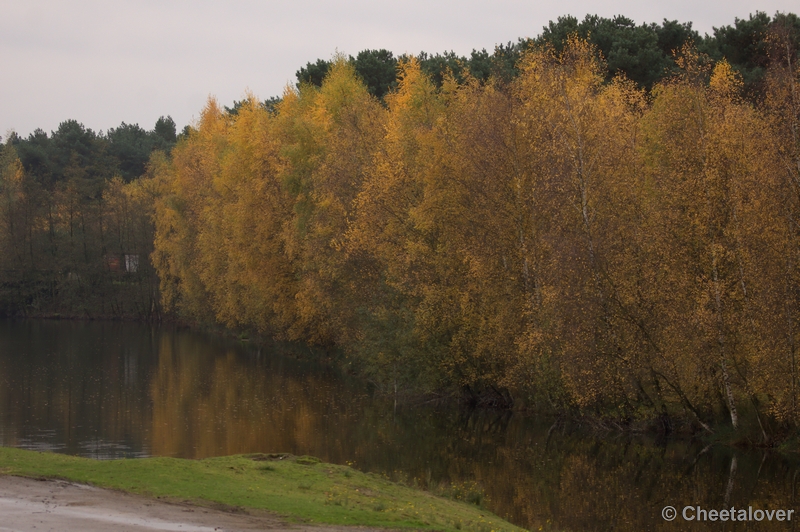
<box><xmin>0</xmin><ymin>447</ymin><xmax>524</xmax><ymax>532</ymax></box>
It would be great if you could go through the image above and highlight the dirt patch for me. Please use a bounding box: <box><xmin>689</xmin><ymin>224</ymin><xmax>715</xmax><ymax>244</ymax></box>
<box><xmin>0</xmin><ymin>475</ymin><xmax>383</xmax><ymax>532</ymax></box>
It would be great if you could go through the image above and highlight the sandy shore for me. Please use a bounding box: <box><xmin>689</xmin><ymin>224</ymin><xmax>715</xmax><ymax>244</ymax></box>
<box><xmin>0</xmin><ymin>475</ymin><xmax>379</xmax><ymax>532</ymax></box>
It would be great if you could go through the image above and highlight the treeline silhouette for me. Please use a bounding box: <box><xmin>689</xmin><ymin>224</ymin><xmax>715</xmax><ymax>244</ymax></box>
<box><xmin>2</xmin><ymin>12</ymin><xmax>800</xmax><ymax>435</ymax></box>
<box><xmin>296</xmin><ymin>12</ymin><xmax>799</xmax><ymax>96</ymax></box>
<box><xmin>0</xmin><ymin>118</ymin><xmax>176</xmax><ymax>317</ymax></box>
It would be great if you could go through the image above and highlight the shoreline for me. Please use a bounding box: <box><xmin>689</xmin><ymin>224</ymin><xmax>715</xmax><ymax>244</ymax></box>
<box><xmin>0</xmin><ymin>447</ymin><xmax>524</xmax><ymax>532</ymax></box>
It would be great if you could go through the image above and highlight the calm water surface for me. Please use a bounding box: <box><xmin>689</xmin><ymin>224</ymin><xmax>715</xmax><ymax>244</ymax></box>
<box><xmin>1</xmin><ymin>319</ymin><xmax>799</xmax><ymax>531</ymax></box>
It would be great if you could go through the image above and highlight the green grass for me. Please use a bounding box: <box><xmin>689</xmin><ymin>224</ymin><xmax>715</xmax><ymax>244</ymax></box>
<box><xmin>0</xmin><ymin>447</ymin><xmax>525</xmax><ymax>532</ymax></box>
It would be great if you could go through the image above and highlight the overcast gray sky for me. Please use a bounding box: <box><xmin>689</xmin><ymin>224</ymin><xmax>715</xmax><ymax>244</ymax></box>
<box><xmin>1</xmin><ymin>0</ymin><xmax>796</xmax><ymax>137</ymax></box>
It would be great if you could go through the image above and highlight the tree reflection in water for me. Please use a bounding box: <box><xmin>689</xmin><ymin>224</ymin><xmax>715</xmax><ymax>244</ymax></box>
<box><xmin>1</xmin><ymin>319</ymin><xmax>799</xmax><ymax>531</ymax></box>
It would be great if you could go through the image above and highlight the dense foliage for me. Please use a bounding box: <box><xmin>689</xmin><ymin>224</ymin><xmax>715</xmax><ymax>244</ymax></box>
<box><xmin>147</xmin><ymin>35</ymin><xmax>800</xmax><ymax>435</ymax></box>
<box><xmin>2</xmin><ymin>12</ymin><xmax>800</xmax><ymax>435</ymax></box>
<box><xmin>0</xmin><ymin>118</ymin><xmax>175</xmax><ymax>317</ymax></box>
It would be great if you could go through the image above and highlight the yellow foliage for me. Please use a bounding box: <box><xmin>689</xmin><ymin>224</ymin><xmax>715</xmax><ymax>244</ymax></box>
<box><xmin>145</xmin><ymin>40</ymin><xmax>800</xmax><ymax>427</ymax></box>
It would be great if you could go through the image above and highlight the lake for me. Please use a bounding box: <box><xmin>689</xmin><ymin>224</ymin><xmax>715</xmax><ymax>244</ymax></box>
<box><xmin>1</xmin><ymin>319</ymin><xmax>798</xmax><ymax>530</ymax></box>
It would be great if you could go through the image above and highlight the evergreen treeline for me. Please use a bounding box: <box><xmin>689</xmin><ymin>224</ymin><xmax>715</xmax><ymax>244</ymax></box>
<box><xmin>297</xmin><ymin>12</ymin><xmax>800</xmax><ymax>96</ymax></box>
<box><xmin>0</xmin><ymin>118</ymin><xmax>176</xmax><ymax>317</ymax></box>
<box><xmin>2</xmin><ymin>12</ymin><xmax>800</xmax><ymax>435</ymax></box>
